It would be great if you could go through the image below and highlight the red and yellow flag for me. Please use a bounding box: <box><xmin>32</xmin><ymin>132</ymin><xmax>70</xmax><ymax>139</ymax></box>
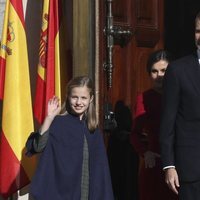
<box><xmin>0</xmin><ymin>0</ymin><xmax>36</xmax><ymax>198</ymax></box>
<box><xmin>34</xmin><ymin>0</ymin><xmax>62</xmax><ymax>124</ymax></box>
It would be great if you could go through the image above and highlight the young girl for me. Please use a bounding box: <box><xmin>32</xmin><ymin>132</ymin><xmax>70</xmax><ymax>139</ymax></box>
<box><xmin>26</xmin><ymin>76</ymin><xmax>114</xmax><ymax>200</ymax></box>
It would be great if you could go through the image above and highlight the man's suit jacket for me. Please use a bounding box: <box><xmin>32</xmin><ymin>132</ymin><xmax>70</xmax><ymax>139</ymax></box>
<box><xmin>160</xmin><ymin>52</ymin><xmax>200</xmax><ymax>182</ymax></box>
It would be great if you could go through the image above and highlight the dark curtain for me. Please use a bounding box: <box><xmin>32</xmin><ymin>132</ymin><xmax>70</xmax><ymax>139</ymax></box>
<box><xmin>164</xmin><ymin>0</ymin><xmax>200</xmax><ymax>59</ymax></box>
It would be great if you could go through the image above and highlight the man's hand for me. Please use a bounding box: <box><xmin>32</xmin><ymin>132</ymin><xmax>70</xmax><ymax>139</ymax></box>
<box><xmin>165</xmin><ymin>168</ymin><xmax>180</xmax><ymax>195</ymax></box>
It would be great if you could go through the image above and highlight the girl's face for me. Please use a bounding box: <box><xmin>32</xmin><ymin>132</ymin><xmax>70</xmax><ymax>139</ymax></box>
<box><xmin>150</xmin><ymin>60</ymin><xmax>168</xmax><ymax>90</ymax></box>
<box><xmin>68</xmin><ymin>86</ymin><xmax>93</xmax><ymax>119</ymax></box>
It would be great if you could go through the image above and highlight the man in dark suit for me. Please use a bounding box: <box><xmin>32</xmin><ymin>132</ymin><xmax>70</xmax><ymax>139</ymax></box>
<box><xmin>159</xmin><ymin>11</ymin><xmax>200</xmax><ymax>200</ymax></box>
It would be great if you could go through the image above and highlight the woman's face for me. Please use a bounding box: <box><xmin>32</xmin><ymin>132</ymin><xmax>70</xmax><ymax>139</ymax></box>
<box><xmin>195</xmin><ymin>19</ymin><xmax>200</xmax><ymax>49</ymax></box>
<box><xmin>68</xmin><ymin>86</ymin><xmax>93</xmax><ymax>119</ymax></box>
<box><xmin>150</xmin><ymin>60</ymin><xmax>168</xmax><ymax>90</ymax></box>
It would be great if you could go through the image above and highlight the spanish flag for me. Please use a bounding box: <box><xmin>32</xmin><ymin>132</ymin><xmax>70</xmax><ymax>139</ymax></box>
<box><xmin>0</xmin><ymin>0</ymin><xmax>36</xmax><ymax>198</ymax></box>
<box><xmin>34</xmin><ymin>0</ymin><xmax>62</xmax><ymax>124</ymax></box>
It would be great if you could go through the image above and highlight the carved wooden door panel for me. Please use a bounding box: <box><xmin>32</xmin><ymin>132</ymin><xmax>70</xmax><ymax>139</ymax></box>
<box><xmin>99</xmin><ymin>0</ymin><xmax>164</xmax><ymax>126</ymax></box>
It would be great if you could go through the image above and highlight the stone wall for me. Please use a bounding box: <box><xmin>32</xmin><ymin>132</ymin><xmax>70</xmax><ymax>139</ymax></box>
<box><xmin>0</xmin><ymin>0</ymin><xmax>6</xmax><ymax>39</ymax></box>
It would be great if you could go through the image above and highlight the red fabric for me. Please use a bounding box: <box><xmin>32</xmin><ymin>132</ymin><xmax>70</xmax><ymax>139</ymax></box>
<box><xmin>10</xmin><ymin>0</ymin><xmax>25</xmax><ymax>27</ymax></box>
<box><xmin>0</xmin><ymin>132</ymin><xmax>29</xmax><ymax>198</ymax></box>
<box><xmin>130</xmin><ymin>89</ymin><xmax>178</xmax><ymax>200</ymax></box>
<box><xmin>0</xmin><ymin>57</ymin><xmax>5</xmax><ymax>100</ymax></box>
<box><xmin>34</xmin><ymin>0</ymin><xmax>61</xmax><ymax>124</ymax></box>
<box><xmin>0</xmin><ymin>0</ymin><xmax>34</xmax><ymax>197</ymax></box>
<box><xmin>33</xmin><ymin>75</ymin><xmax>46</xmax><ymax>123</ymax></box>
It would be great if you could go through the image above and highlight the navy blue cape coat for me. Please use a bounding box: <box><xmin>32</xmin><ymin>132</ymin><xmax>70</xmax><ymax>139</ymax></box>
<box><xmin>27</xmin><ymin>114</ymin><xmax>114</xmax><ymax>200</ymax></box>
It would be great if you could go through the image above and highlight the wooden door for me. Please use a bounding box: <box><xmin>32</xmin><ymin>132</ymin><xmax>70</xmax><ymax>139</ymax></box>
<box><xmin>98</xmin><ymin>0</ymin><xmax>164</xmax><ymax>126</ymax></box>
<box><xmin>98</xmin><ymin>1</ymin><xmax>164</xmax><ymax>199</ymax></box>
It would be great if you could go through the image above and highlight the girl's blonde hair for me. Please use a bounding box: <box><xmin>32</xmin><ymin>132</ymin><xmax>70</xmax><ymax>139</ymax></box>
<box><xmin>62</xmin><ymin>76</ymin><xmax>98</xmax><ymax>132</ymax></box>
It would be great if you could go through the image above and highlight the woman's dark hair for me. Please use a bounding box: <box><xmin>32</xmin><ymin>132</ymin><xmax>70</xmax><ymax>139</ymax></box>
<box><xmin>146</xmin><ymin>49</ymin><xmax>171</xmax><ymax>74</ymax></box>
<box><xmin>195</xmin><ymin>11</ymin><xmax>200</xmax><ymax>24</ymax></box>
